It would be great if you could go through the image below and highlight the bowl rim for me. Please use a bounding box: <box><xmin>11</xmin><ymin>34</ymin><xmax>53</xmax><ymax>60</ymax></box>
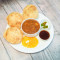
<box><xmin>21</xmin><ymin>18</ymin><xmax>40</xmax><ymax>35</ymax></box>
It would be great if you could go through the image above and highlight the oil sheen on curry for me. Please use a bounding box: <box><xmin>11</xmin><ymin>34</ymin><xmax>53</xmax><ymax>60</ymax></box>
<box><xmin>22</xmin><ymin>19</ymin><xmax>40</xmax><ymax>34</ymax></box>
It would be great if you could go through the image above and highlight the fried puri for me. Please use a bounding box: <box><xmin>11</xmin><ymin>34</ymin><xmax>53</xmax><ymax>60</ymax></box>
<box><xmin>7</xmin><ymin>12</ymin><xmax>23</xmax><ymax>28</ymax></box>
<box><xmin>23</xmin><ymin>5</ymin><xmax>38</xmax><ymax>20</ymax></box>
<box><xmin>3</xmin><ymin>27</ymin><xmax>23</xmax><ymax>44</ymax></box>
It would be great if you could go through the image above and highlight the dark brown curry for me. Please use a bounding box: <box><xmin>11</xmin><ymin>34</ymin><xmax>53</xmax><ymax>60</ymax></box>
<box><xmin>39</xmin><ymin>30</ymin><xmax>50</xmax><ymax>40</ymax></box>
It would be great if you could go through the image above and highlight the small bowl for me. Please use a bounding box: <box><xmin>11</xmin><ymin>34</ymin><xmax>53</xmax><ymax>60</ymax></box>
<box><xmin>40</xmin><ymin>19</ymin><xmax>52</xmax><ymax>30</ymax></box>
<box><xmin>39</xmin><ymin>29</ymin><xmax>50</xmax><ymax>40</ymax></box>
<box><xmin>21</xmin><ymin>18</ymin><xmax>40</xmax><ymax>37</ymax></box>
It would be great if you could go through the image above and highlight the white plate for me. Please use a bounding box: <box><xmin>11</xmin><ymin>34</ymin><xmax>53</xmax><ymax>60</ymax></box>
<box><xmin>6</xmin><ymin>13</ymin><xmax>54</xmax><ymax>53</ymax></box>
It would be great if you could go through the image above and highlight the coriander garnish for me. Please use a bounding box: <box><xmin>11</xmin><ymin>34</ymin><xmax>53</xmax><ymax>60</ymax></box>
<box><xmin>41</xmin><ymin>22</ymin><xmax>48</xmax><ymax>28</ymax></box>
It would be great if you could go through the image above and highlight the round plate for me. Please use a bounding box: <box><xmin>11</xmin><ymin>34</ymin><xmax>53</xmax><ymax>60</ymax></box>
<box><xmin>6</xmin><ymin>13</ymin><xmax>54</xmax><ymax>53</ymax></box>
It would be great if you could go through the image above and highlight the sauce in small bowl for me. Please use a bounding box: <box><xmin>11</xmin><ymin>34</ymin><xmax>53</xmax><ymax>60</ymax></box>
<box><xmin>39</xmin><ymin>30</ymin><xmax>50</xmax><ymax>40</ymax></box>
<box><xmin>21</xmin><ymin>19</ymin><xmax>40</xmax><ymax>37</ymax></box>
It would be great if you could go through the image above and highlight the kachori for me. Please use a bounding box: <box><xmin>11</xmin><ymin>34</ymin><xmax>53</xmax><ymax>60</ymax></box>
<box><xmin>23</xmin><ymin>5</ymin><xmax>38</xmax><ymax>20</ymax></box>
<box><xmin>7</xmin><ymin>12</ymin><xmax>23</xmax><ymax>28</ymax></box>
<box><xmin>3</xmin><ymin>27</ymin><xmax>23</xmax><ymax>44</ymax></box>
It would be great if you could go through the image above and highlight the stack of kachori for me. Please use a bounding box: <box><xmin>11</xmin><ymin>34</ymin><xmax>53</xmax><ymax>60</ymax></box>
<box><xmin>3</xmin><ymin>5</ymin><xmax>38</xmax><ymax>44</ymax></box>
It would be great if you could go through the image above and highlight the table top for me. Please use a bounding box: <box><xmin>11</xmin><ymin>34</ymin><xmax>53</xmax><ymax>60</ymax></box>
<box><xmin>0</xmin><ymin>0</ymin><xmax>60</xmax><ymax>60</ymax></box>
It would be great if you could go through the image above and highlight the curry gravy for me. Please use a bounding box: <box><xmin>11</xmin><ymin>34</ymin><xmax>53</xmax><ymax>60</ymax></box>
<box><xmin>22</xmin><ymin>19</ymin><xmax>40</xmax><ymax>34</ymax></box>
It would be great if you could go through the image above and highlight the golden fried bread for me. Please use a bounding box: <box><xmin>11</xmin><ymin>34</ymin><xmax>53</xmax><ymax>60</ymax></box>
<box><xmin>23</xmin><ymin>5</ymin><xmax>38</xmax><ymax>20</ymax></box>
<box><xmin>3</xmin><ymin>27</ymin><xmax>23</xmax><ymax>44</ymax></box>
<box><xmin>7</xmin><ymin>12</ymin><xmax>23</xmax><ymax>28</ymax></box>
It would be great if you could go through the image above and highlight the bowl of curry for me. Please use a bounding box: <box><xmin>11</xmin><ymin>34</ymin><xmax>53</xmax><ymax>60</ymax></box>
<box><xmin>21</xmin><ymin>18</ymin><xmax>40</xmax><ymax>37</ymax></box>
